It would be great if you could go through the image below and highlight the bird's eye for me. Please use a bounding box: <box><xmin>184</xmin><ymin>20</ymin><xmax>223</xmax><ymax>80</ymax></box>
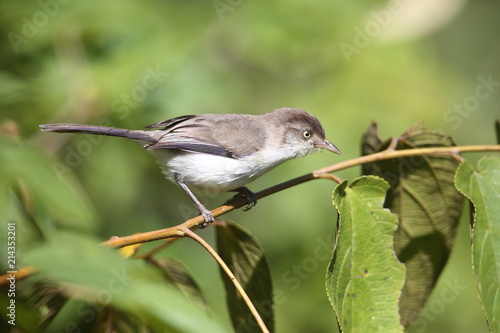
<box><xmin>303</xmin><ymin>131</ymin><xmax>311</xmax><ymax>139</ymax></box>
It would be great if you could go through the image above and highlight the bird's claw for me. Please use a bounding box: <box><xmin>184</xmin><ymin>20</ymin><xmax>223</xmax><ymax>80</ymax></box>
<box><xmin>235</xmin><ymin>187</ymin><xmax>257</xmax><ymax>211</ymax></box>
<box><xmin>198</xmin><ymin>210</ymin><xmax>214</xmax><ymax>229</ymax></box>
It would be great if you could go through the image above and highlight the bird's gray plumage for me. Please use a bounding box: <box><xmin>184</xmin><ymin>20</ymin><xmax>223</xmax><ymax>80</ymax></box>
<box><xmin>40</xmin><ymin>107</ymin><xmax>340</xmax><ymax>225</ymax></box>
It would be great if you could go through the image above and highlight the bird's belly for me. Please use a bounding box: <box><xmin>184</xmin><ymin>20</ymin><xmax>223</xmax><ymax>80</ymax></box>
<box><xmin>150</xmin><ymin>151</ymin><xmax>274</xmax><ymax>193</ymax></box>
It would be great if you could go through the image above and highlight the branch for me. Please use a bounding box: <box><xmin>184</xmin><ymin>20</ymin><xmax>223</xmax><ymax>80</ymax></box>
<box><xmin>102</xmin><ymin>144</ymin><xmax>500</xmax><ymax>248</ymax></box>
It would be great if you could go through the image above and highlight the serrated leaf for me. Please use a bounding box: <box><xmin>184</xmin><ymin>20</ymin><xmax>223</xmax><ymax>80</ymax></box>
<box><xmin>327</xmin><ymin>176</ymin><xmax>405</xmax><ymax>333</ymax></box>
<box><xmin>216</xmin><ymin>221</ymin><xmax>274</xmax><ymax>333</ymax></box>
<box><xmin>23</xmin><ymin>232</ymin><xmax>227</xmax><ymax>333</ymax></box>
<box><xmin>455</xmin><ymin>157</ymin><xmax>500</xmax><ymax>332</ymax></box>
<box><xmin>361</xmin><ymin>123</ymin><xmax>463</xmax><ymax>326</ymax></box>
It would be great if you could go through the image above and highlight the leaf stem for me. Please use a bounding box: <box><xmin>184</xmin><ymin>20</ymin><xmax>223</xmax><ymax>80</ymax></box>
<box><xmin>184</xmin><ymin>229</ymin><xmax>270</xmax><ymax>333</ymax></box>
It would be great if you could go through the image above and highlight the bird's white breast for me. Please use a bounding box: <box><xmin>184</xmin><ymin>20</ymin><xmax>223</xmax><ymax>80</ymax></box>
<box><xmin>149</xmin><ymin>149</ymin><xmax>291</xmax><ymax>194</ymax></box>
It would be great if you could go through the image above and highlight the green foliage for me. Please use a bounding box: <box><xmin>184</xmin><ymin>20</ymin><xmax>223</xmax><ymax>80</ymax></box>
<box><xmin>0</xmin><ymin>137</ymin><xmax>96</xmax><ymax>235</ymax></box>
<box><xmin>361</xmin><ymin>123</ymin><xmax>464</xmax><ymax>326</ymax></box>
<box><xmin>149</xmin><ymin>257</ymin><xmax>208</xmax><ymax>308</ymax></box>
<box><xmin>1</xmin><ymin>1</ymin><xmax>500</xmax><ymax>332</ymax></box>
<box><xmin>216</xmin><ymin>221</ymin><xmax>274</xmax><ymax>333</ymax></box>
<box><xmin>327</xmin><ymin>176</ymin><xmax>405</xmax><ymax>333</ymax></box>
<box><xmin>455</xmin><ymin>157</ymin><xmax>500</xmax><ymax>332</ymax></box>
<box><xmin>22</xmin><ymin>231</ymin><xmax>228</xmax><ymax>332</ymax></box>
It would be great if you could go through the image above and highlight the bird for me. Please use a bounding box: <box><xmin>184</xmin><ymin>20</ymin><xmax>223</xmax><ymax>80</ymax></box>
<box><xmin>40</xmin><ymin>107</ymin><xmax>340</xmax><ymax>227</ymax></box>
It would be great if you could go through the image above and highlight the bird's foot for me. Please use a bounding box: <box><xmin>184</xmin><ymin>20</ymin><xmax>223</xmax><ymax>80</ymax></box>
<box><xmin>233</xmin><ymin>187</ymin><xmax>257</xmax><ymax>211</ymax></box>
<box><xmin>198</xmin><ymin>208</ymin><xmax>215</xmax><ymax>228</ymax></box>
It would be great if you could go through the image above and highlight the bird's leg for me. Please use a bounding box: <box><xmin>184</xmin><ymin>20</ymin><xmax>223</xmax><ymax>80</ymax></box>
<box><xmin>232</xmin><ymin>187</ymin><xmax>257</xmax><ymax>211</ymax></box>
<box><xmin>174</xmin><ymin>174</ymin><xmax>213</xmax><ymax>228</ymax></box>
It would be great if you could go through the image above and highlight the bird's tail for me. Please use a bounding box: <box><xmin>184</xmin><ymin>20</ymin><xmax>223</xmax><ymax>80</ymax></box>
<box><xmin>40</xmin><ymin>123</ymin><xmax>157</xmax><ymax>143</ymax></box>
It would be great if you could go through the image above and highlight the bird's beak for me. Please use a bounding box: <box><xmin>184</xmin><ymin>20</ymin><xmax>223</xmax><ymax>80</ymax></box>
<box><xmin>315</xmin><ymin>140</ymin><xmax>341</xmax><ymax>155</ymax></box>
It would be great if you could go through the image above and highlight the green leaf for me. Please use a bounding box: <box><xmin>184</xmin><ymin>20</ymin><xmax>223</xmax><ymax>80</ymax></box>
<box><xmin>361</xmin><ymin>123</ymin><xmax>463</xmax><ymax>326</ymax></box>
<box><xmin>0</xmin><ymin>138</ymin><xmax>97</xmax><ymax>233</ymax></box>
<box><xmin>455</xmin><ymin>157</ymin><xmax>500</xmax><ymax>332</ymax></box>
<box><xmin>150</xmin><ymin>257</ymin><xmax>207</xmax><ymax>307</ymax></box>
<box><xmin>0</xmin><ymin>289</ymin><xmax>42</xmax><ymax>332</ymax></box>
<box><xmin>327</xmin><ymin>176</ymin><xmax>405</xmax><ymax>333</ymax></box>
<box><xmin>216</xmin><ymin>221</ymin><xmax>274</xmax><ymax>333</ymax></box>
<box><xmin>44</xmin><ymin>298</ymin><xmax>100</xmax><ymax>332</ymax></box>
<box><xmin>93</xmin><ymin>307</ymin><xmax>159</xmax><ymax>333</ymax></box>
<box><xmin>23</xmin><ymin>232</ymin><xmax>228</xmax><ymax>333</ymax></box>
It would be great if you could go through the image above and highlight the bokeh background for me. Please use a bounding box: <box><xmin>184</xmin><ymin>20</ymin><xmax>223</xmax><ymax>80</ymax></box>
<box><xmin>1</xmin><ymin>0</ymin><xmax>499</xmax><ymax>332</ymax></box>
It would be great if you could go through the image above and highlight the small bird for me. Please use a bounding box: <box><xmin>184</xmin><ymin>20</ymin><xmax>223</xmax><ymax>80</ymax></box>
<box><xmin>40</xmin><ymin>107</ymin><xmax>340</xmax><ymax>226</ymax></box>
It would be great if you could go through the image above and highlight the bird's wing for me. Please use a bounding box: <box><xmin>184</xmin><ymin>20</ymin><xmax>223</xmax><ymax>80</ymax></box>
<box><xmin>146</xmin><ymin>115</ymin><xmax>231</xmax><ymax>156</ymax></box>
<box><xmin>146</xmin><ymin>136</ymin><xmax>233</xmax><ymax>158</ymax></box>
<box><xmin>144</xmin><ymin>114</ymin><xmax>266</xmax><ymax>159</ymax></box>
<box><xmin>145</xmin><ymin>115</ymin><xmax>197</xmax><ymax>130</ymax></box>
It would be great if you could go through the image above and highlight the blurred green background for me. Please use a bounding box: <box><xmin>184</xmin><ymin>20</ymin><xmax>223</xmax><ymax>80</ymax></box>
<box><xmin>1</xmin><ymin>0</ymin><xmax>499</xmax><ymax>332</ymax></box>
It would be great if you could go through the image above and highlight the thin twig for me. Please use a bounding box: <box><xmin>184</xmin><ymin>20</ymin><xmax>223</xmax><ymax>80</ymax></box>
<box><xmin>136</xmin><ymin>237</ymin><xmax>180</xmax><ymax>259</ymax></box>
<box><xmin>184</xmin><ymin>229</ymin><xmax>270</xmax><ymax>333</ymax></box>
<box><xmin>312</xmin><ymin>172</ymin><xmax>343</xmax><ymax>183</ymax></box>
<box><xmin>314</xmin><ymin>144</ymin><xmax>499</xmax><ymax>176</ymax></box>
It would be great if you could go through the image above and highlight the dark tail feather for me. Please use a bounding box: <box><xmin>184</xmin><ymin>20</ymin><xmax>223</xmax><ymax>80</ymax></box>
<box><xmin>39</xmin><ymin>123</ymin><xmax>157</xmax><ymax>143</ymax></box>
